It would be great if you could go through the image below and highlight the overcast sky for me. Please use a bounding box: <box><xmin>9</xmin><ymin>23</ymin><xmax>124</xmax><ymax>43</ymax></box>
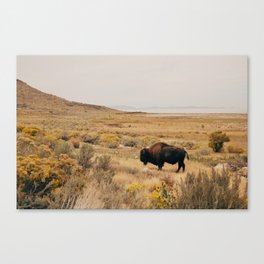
<box><xmin>17</xmin><ymin>56</ymin><xmax>247</xmax><ymax>112</ymax></box>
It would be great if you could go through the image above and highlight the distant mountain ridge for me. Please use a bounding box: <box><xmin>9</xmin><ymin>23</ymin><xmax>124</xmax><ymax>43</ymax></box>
<box><xmin>17</xmin><ymin>79</ymin><xmax>118</xmax><ymax>115</ymax></box>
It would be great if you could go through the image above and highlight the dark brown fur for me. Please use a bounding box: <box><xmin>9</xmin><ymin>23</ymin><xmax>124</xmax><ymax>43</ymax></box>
<box><xmin>140</xmin><ymin>142</ymin><xmax>189</xmax><ymax>172</ymax></box>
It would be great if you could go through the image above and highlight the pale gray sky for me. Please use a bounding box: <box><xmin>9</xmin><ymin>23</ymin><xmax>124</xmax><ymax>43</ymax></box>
<box><xmin>17</xmin><ymin>56</ymin><xmax>247</xmax><ymax>113</ymax></box>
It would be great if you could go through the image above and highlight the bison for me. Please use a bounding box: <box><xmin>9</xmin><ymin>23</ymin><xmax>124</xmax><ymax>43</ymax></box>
<box><xmin>140</xmin><ymin>142</ymin><xmax>189</xmax><ymax>172</ymax></box>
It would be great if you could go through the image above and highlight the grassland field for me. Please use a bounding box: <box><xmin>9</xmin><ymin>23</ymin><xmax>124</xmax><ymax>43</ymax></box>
<box><xmin>17</xmin><ymin>106</ymin><xmax>248</xmax><ymax>209</ymax></box>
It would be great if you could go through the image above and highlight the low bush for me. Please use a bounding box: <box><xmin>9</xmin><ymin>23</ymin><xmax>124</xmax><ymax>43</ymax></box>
<box><xmin>121</xmin><ymin>136</ymin><xmax>138</xmax><ymax>147</ymax></box>
<box><xmin>147</xmin><ymin>169</ymin><xmax>247</xmax><ymax>209</ymax></box>
<box><xmin>58</xmin><ymin>154</ymin><xmax>83</xmax><ymax>175</ymax></box>
<box><xmin>208</xmin><ymin>131</ymin><xmax>230</xmax><ymax>152</ymax></box>
<box><xmin>149</xmin><ymin>182</ymin><xmax>177</xmax><ymax>209</ymax></box>
<box><xmin>227</xmin><ymin>144</ymin><xmax>244</xmax><ymax>154</ymax></box>
<box><xmin>38</xmin><ymin>144</ymin><xmax>52</xmax><ymax>158</ymax></box>
<box><xmin>91</xmin><ymin>168</ymin><xmax>115</xmax><ymax>186</ymax></box>
<box><xmin>82</xmin><ymin>133</ymin><xmax>99</xmax><ymax>144</ymax></box>
<box><xmin>176</xmin><ymin>169</ymin><xmax>247</xmax><ymax>209</ymax></box>
<box><xmin>41</xmin><ymin>135</ymin><xmax>58</xmax><ymax>150</ymax></box>
<box><xmin>55</xmin><ymin>173</ymin><xmax>87</xmax><ymax>209</ymax></box>
<box><xmin>23</xmin><ymin>127</ymin><xmax>41</xmax><ymax>137</ymax></box>
<box><xmin>95</xmin><ymin>155</ymin><xmax>111</xmax><ymax>171</ymax></box>
<box><xmin>78</xmin><ymin>143</ymin><xmax>94</xmax><ymax>168</ymax></box>
<box><xmin>17</xmin><ymin>155</ymin><xmax>65</xmax><ymax>208</ymax></box>
<box><xmin>68</xmin><ymin>131</ymin><xmax>80</xmax><ymax>139</ymax></box>
<box><xmin>54</xmin><ymin>141</ymin><xmax>75</xmax><ymax>158</ymax></box>
<box><xmin>139</xmin><ymin>136</ymin><xmax>159</xmax><ymax>147</ymax></box>
<box><xmin>17</xmin><ymin>136</ymin><xmax>38</xmax><ymax>156</ymax></box>
<box><xmin>17</xmin><ymin>154</ymin><xmax>84</xmax><ymax>209</ymax></box>
<box><xmin>226</xmin><ymin>155</ymin><xmax>248</xmax><ymax>171</ymax></box>
<box><xmin>100</xmin><ymin>133</ymin><xmax>120</xmax><ymax>148</ymax></box>
<box><xmin>58</xmin><ymin>130</ymin><xmax>69</xmax><ymax>141</ymax></box>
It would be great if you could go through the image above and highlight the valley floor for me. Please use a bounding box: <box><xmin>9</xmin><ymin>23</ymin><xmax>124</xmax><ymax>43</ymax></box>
<box><xmin>17</xmin><ymin>111</ymin><xmax>248</xmax><ymax>209</ymax></box>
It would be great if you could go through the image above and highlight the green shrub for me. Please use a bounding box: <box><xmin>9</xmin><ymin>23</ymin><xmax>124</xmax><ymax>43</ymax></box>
<box><xmin>100</xmin><ymin>134</ymin><xmax>120</xmax><ymax>148</ymax></box>
<box><xmin>78</xmin><ymin>144</ymin><xmax>94</xmax><ymax>168</ymax></box>
<box><xmin>122</xmin><ymin>136</ymin><xmax>138</xmax><ymax>147</ymax></box>
<box><xmin>91</xmin><ymin>169</ymin><xmax>115</xmax><ymax>186</ymax></box>
<box><xmin>95</xmin><ymin>155</ymin><xmax>111</xmax><ymax>171</ymax></box>
<box><xmin>55</xmin><ymin>141</ymin><xmax>75</xmax><ymax>158</ymax></box>
<box><xmin>23</xmin><ymin>127</ymin><xmax>41</xmax><ymax>136</ymax></box>
<box><xmin>147</xmin><ymin>169</ymin><xmax>247</xmax><ymax>209</ymax></box>
<box><xmin>176</xmin><ymin>169</ymin><xmax>247</xmax><ymax>209</ymax></box>
<box><xmin>82</xmin><ymin>133</ymin><xmax>99</xmax><ymax>144</ymax></box>
<box><xmin>208</xmin><ymin>131</ymin><xmax>230</xmax><ymax>152</ymax></box>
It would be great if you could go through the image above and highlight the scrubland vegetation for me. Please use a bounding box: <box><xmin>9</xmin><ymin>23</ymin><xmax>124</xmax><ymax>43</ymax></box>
<box><xmin>17</xmin><ymin>113</ymin><xmax>248</xmax><ymax>209</ymax></box>
<box><xmin>17</xmin><ymin>80</ymin><xmax>248</xmax><ymax>209</ymax></box>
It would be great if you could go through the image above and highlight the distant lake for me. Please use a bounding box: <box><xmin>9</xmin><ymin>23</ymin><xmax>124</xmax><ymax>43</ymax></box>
<box><xmin>113</xmin><ymin>106</ymin><xmax>246</xmax><ymax>114</ymax></box>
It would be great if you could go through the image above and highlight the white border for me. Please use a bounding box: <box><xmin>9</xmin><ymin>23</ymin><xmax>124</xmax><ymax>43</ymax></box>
<box><xmin>1</xmin><ymin>1</ymin><xmax>263</xmax><ymax>263</ymax></box>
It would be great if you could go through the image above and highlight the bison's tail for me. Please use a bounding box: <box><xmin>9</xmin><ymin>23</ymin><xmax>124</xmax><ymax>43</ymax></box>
<box><xmin>184</xmin><ymin>150</ymin><xmax>189</xmax><ymax>160</ymax></box>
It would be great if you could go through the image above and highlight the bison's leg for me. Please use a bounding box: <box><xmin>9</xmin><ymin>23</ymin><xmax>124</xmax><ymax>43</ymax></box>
<box><xmin>158</xmin><ymin>162</ymin><xmax>164</xmax><ymax>170</ymax></box>
<box><xmin>182</xmin><ymin>162</ymin><xmax>185</xmax><ymax>172</ymax></box>
<box><xmin>176</xmin><ymin>161</ymin><xmax>185</xmax><ymax>173</ymax></box>
<box><xmin>176</xmin><ymin>163</ymin><xmax>181</xmax><ymax>173</ymax></box>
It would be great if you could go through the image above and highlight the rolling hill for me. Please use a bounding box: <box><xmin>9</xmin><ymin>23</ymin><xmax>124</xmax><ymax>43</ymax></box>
<box><xmin>17</xmin><ymin>79</ymin><xmax>118</xmax><ymax>115</ymax></box>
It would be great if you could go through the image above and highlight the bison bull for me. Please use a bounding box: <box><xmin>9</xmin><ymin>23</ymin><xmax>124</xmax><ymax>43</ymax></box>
<box><xmin>140</xmin><ymin>142</ymin><xmax>189</xmax><ymax>172</ymax></box>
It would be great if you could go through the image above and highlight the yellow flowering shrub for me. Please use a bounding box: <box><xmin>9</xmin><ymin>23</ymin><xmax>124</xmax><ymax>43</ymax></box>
<box><xmin>23</xmin><ymin>127</ymin><xmax>41</xmax><ymax>137</ymax></box>
<box><xmin>127</xmin><ymin>183</ymin><xmax>147</xmax><ymax>192</ymax></box>
<box><xmin>150</xmin><ymin>182</ymin><xmax>177</xmax><ymax>209</ymax></box>
<box><xmin>17</xmin><ymin>154</ymin><xmax>84</xmax><ymax>209</ymax></box>
<box><xmin>41</xmin><ymin>134</ymin><xmax>58</xmax><ymax>150</ymax></box>
<box><xmin>17</xmin><ymin>155</ymin><xmax>64</xmax><ymax>193</ymax></box>
<box><xmin>100</xmin><ymin>133</ymin><xmax>120</xmax><ymax>148</ymax></box>
<box><xmin>68</xmin><ymin>131</ymin><xmax>80</xmax><ymax>138</ymax></box>
<box><xmin>150</xmin><ymin>184</ymin><xmax>165</xmax><ymax>208</ymax></box>
<box><xmin>57</xmin><ymin>154</ymin><xmax>83</xmax><ymax>175</ymax></box>
<box><xmin>17</xmin><ymin>125</ymin><xmax>25</xmax><ymax>133</ymax></box>
<box><xmin>38</xmin><ymin>144</ymin><xmax>52</xmax><ymax>158</ymax></box>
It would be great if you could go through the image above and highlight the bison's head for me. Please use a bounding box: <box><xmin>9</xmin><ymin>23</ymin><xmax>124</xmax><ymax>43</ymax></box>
<box><xmin>140</xmin><ymin>148</ymin><xmax>149</xmax><ymax>165</ymax></box>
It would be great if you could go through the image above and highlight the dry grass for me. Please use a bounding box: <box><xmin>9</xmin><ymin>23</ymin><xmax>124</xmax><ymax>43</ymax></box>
<box><xmin>17</xmin><ymin>80</ymin><xmax>248</xmax><ymax>209</ymax></box>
